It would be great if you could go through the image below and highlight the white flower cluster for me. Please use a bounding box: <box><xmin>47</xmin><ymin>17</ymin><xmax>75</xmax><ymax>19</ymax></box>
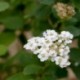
<box><xmin>24</xmin><ymin>30</ymin><xmax>73</xmax><ymax>68</ymax></box>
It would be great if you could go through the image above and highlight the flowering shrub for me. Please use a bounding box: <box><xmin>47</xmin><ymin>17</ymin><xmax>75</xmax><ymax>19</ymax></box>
<box><xmin>0</xmin><ymin>0</ymin><xmax>80</xmax><ymax>80</ymax></box>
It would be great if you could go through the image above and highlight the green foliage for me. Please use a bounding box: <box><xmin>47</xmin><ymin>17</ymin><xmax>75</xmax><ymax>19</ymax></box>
<box><xmin>0</xmin><ymin>45</ymin><xmax>7</xmax><ymax>56</ymax></box>
<box><xmin>7</xmin><ymin>73</ymin><xmax>32</xmax><ymax>80</ymax></box>
<box><xmin>23</xmin><ymin>64</ymin><xmax>42</xmax><ymax>75</ymax></box>
<box><xmin>70</xmin><ymin>48</ymin><xmax>80</xmax><ymax>62</ymax></box>
<box><xmin>39</xmin><ymin>0</ymin><xmax>55</xmax><ymax>5</ymax></box>
<box><xmin>0</xmin><ymin>0</ymin><xmax>80</xmax><ymax>80</ymax></box>
<box><xmin>0</xmin><ymin>1</ymin><xmax>10</xmax><ymax>12</ymax></box>
<box><xmin>0</xmin><ymin>14</ymin><xmax>24</xmax><ymax>30</ymax></box>
<box><xmin>0</xmin><ymin>32</ymin><xmax>16</xmax><ymax>45</ymax></box>
<box><xmin>24</xmin><ymin>1</ymin><xmax>39</xmax><ymax>19</ymax></box>
<box><xmin>71</xmin><ymin>0</ymin><xmax>80</xmax><ymax>9</ymax></box>
<box><xmin>63</xmin><ymin>26</ymin><xmax>80</xmax><ymax>37</ymax></box>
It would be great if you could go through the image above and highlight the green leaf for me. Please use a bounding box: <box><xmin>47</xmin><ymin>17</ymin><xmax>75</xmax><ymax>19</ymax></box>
<box><xmin>44</xmin><ymin>61</ymin><xmax>56</xmax><ymax>74</ymax></box>
<box><xmin>55</xmin><ymin>67</ymin><xmax>67</xmax><ymax>78</ymax></box>
<box><xmin>34</xmin><ymin>5</ymin><xmax>51</xmax><ymax>20</ymax></box>
<box><xmin>62</xmin><ymin>26</ymin><xmax>80</xmax><ymax>37</ymax></box>
<box><xmin>7</xmin><ymin>73</ymin><xmax>33</xmax><ymax>80</ymax></box>
<box><xmin>41</xmin><ymin>62</ymin><xmax>57</xmax><ymax>80</ymax></box>
<box><xmin>39</xmin><ymin>0</ymin><xmax>55</xmax><ymax>5</ymax></box>
<box><xmin>4</xmin><ymin>50</ymin><xmax>41</xmax><ymax>68</ymax></box>
<box><xmin>71</xmin><ymin>0</ymin><xmax>80</xmax><ymax>9</ymax></box>
<box><xmin>42</xmin><ymin>62</ymin><xmax>57</xmax><ymax>80</ymax></box>
<box><xmin>0</xmin><ymin>14</ymin><xmax>24</xmax><ymax>30</ymax></box>
<box><xmin>41</xmin><ymin>74</ymin><xmax>56</xmax><ymax>80</ymax></box>
<box><xmin>62</xmin><ymin>18</ymin><xmax>78</xmax><ymax>26</ymax></box>
<box><xmin>10</xmin><ymin>0</ymin><xmax>22</xmax><ymax>7</ymax></box>
<box><xmin>10</xmin><ymin>0</ymin><xmax>31</xmax><ymax>8</ymax></box>
<box><xmin>0</xmin><ymin>1</ymin><xmax>10</xmax><ymax>12</ymax></box>
<box><xmin>0</xmin><ymin>45</ymin><xmax>7</xmax><ymax>56</ymax></box>
<box><xmin>0</xmin><ymin>32</ymin><xmax>16</xmax><ymax>46</ymax></box>
<box><xmin>23</xmin><ymin>64</ymin><xmax>42</xmax><ymax>75</ymax></box>
<box><xmin>32</xmin><ymin>19</ymin><xmax>52</xmax><ymax>36</ymax></box>
<box><xmin>15</xmin><ymin>50</ymin><xmax>41</xmax><ymax>66</ymax></box>
<box><xmin>70</xmin><ymin>48</ymin><xmax>80</xmax><ymax>62</ymax></box>
<box><xmin>24</xmin><ymin>1</ymin><xmax>39</xmax><ymax>19</ymax></box>
<box><xmin>78</xmin><ymin>36</ymin><xmax>80</xmax><ymax>48</ymax></box>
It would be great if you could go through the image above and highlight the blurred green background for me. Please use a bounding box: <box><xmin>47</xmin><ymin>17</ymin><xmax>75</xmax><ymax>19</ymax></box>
<box><xmin>0</xmin><ymin>0</ymin><xmax>80</xmax><ymax>80</ymax></box>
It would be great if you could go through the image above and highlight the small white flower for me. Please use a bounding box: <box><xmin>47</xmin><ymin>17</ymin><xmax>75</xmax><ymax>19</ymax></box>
<box><xmin>59</xmin><ymin>46</ymin><xmax>70</xmax><ymax>56</ymax></box>
<box><xmin>50</xmin><ymin>52</ymin><xmax>58</xmax><ymax>62</ymax></box>
<box><xmin>43</xmin><ymin>30</ymin><xmax>59</xmax><ymax>42</ymax></box>
<box><xmin>58</xmin><ymin>39</ymin><xmax>63</xmax><ymax>43</ymax></box>
<box><xmin>24</xmin><ymin>42</ymin><xmax>37</xmax><ymax>52</ymax></box>
<box><xmin>65</xmin><ymin>40</ymin><xmax>72</xmax><ymax>44</ymax></box>
<box><xmin>37</xmin><ymin>50</ymin><xmax>49</xmax><ymax>62</ymax></box>
<box><xmin>50</xmin><ymin>50</ymin><xmax>57</xmax><ymax>56</ymax></box>
<box><xmin>54</xmin><ymin>56</ymin><xmax>70</xmax><ymax>68</ymax></box>
<box><xmin>60</xmin><ymin>31</ymin><xmax>73</xmax><ymax>39</ymax></box>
